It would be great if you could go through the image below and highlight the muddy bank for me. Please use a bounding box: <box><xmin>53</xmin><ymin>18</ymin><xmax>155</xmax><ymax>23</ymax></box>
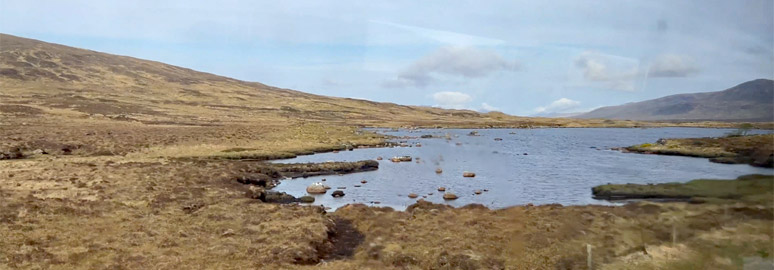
<box><xmin>622</xmin><ymin>134</ymin><xmax>774</xmax><ymax>167</ymax></box>
<box><xmin>234</xmin><ymin>160</ymin><xmax>379</xmax><ymax>203</ymax></box>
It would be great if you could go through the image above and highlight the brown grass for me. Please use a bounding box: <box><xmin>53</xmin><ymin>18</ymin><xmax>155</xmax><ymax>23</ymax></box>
<box><xmin>1</xmin><ymin>33</ymin><xmax>773</xmax><ymax>269</ymax></box>
<box><xmin>625</xmin><ymin>134</ymin><xmax>774</xmax><ymax>167</ymax></box>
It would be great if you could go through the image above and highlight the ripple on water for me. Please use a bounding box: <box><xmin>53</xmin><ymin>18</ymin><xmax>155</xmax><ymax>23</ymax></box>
<box><xmin>274</xmin><ymin>128</ymin><xmax>773</xmax><ymax>210</ymax></box>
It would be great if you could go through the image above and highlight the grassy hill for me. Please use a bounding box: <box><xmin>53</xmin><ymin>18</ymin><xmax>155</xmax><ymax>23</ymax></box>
<box><xmin>0</xmin><ymin>33</ymin><xmax>593</xmax><ymax>128</ymax></box>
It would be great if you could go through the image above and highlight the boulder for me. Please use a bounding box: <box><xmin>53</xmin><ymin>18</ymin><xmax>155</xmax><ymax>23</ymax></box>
<box><xmin>331</xmin><ymin>190</ymin><xmax>345</xmax><ymax>197</ymax></box>
<box><xmin>443</xmin><ymin>193</ymin><xmax>458</xmax><ymax>200</ymax></box>
<box><xmin>306</xmin><ymin>183</ymin><xmax>327</xmax><ymax>194</ymax></box>
<box><xmin>299</xmin><ymin>196</ymin><xmax>315</xmax><ymax>203</ymax></box>
<box><xmin>438</xmin><ymin>187</ymin><xmax>446</xmax><ymax>192</ymax></box>
<box><xmin>435</xmin><ymin>168</ymin><xmax>443</xmax><ymax>174</ymax></box>
<box><xmin>263</xmin><ymin>191</ymin><xmax>297</xmax><ymax>203</ymax></box>
<box><xmin>408</xmin><ymin>193</ymin><xmax>419</xmax><ymax>198</ymax></box>
<box><xmin>390</xmin><ymin>156</ymin><xmax>413</xmax><ymax>162</ymax></box>
<box><xmin>463</xmin><ymin>172</ymin><xmax>476</xmax><ymax>177</ymax></box>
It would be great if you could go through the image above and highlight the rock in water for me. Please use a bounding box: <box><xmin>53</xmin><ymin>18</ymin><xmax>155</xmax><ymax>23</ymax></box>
<box><xmin>390</xmin><ymin>156</ymin><xmax>413</xmax><ymax>162</ymax></box>
<box><xmin>299</xmin><ymin>196</ymin><xmax>315</xmax><ymax>203</ymax></box>
<box><xmin>331</xmin><ymin>190</ymin><xmax>345</xmax><ymax>197</ymax></box>
<box><xmin>306</xmin><ymin>183</ymin><xmax>327</xmax><ymax>194</ymax></box>
<box><xmin>463</xmin><ymin>172</ymin><xmax>476</xmax><ymax>177</ymax></box>
<box><xmin>443</xmin><ymin>193</ymin><xmax>458</xmax><ymax>200</ymax></box>
<box><xmin>361</xmin><ymin>180</ymin><xmax>368</xmax><ymax>184</ymax></box>
<box><xmin>438</xmin><ymin>187</ymin><xmax>446</xmax><ymax>192</ymax></box>
<box><xmin>435</xmin><ymin>168</ymin><xmax>443</xmax><ymax>174</ymax></box>
<box><xmin>408</xmin><ymin>193</ymin><xmax>419</xmax><ymax>198</ymax></box>
<box><xmin>474</xmin><ymin>190</ymin><xmax>482</xmax><ymax>195</ymax></box>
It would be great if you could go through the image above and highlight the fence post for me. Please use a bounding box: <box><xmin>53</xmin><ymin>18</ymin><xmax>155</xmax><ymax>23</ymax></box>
<box><xmin>587</xmin><ymin>244</ymin><xmax>592</xmax><ymax>270</ymax></box>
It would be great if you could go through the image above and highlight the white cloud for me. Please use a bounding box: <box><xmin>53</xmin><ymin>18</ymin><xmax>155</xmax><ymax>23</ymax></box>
<box><xmin>432</xmin><ymin>91</ymin><xmax>473</xmax><ymax>109</ymax></box>
<box><xmin>574</xmin><ymin>51</ymin><xmax>640</xmax><ymax>91</ymax></box>
<box><xmin>648</xmin><ymin>54</ymin><xmax>699</xmax><ymax>77</ymax></box>
<box><xmin>480</xmin><ymin>102</ymin><xmax>500</xmax><ymax>112</ymax></box>
<box><xmin>534</xmin><ymin>98</ymin><xmax>581</xmax><ymax>113</ymax></box>
<box><xmin>369</xmin><ymin>20</ymin><xmax>506</xmax><ymax>46</ymax></box>
<box><xmin>384</xmin><ymin>46</ymin><xmax>520</xmax><ymax>88</ymax></box>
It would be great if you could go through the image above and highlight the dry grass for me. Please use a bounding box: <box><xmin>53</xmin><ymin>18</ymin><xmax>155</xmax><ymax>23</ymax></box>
<box><xmin>2</xmin><ymin>33</ymin><xmax>773</xmax><ymax>269</ymax></box>
<box><xmin>593</xmin><ymin>174</ymin><xmax>774</xmax><ymax>204</ymax></box>
<box><xmin>625</xmin><ymin>134</ymin><xmax>774</xmax><ymax>167</ymax></box>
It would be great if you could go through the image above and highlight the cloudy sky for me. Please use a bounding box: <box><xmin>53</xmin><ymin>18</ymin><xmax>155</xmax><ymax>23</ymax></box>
<box><xmin>2</xmin><ymin>0</ymin><xmax>772</xmax><ymax>115</ymax></box>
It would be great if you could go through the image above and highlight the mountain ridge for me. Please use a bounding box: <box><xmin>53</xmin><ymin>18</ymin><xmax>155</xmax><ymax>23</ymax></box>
<box><xmin>575</xmin><ymin>79</ymin><xmax>774</xmax><ymax>122</ymax></box>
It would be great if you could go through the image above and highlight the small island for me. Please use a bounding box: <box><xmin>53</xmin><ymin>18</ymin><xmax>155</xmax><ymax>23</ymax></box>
<box><xmin>623</xmin><ymin>134</ymin><xmax>773</xmax><ymax>167</ymax></box>
<box><xmin>592</xmin><ymin>174</ymin><xmax>774</xmax><ymax>204</ymax></box>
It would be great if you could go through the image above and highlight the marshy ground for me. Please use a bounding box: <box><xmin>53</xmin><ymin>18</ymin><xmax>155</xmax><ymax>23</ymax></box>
<box><xmin>1</xmin><ymin>116</ymin><xmax>772</xmax><ymax>269</ymax></box>
<box><xmin>2</xmin><ymin>33</ymin><xmax>773</xmax><ymax>269</ymax></box>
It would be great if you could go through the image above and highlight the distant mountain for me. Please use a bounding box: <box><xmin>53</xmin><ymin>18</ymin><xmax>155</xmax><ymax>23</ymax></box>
<box><xmin>575</xmin><ymin>79</ymin><xmax>774</xmax><ymax>122</ymax></box>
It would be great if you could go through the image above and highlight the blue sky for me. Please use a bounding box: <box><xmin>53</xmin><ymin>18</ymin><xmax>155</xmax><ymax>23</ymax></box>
<box><xmin>2</xmin><ymin>0</ymin><xmax>772</xmax><ymax>116</ymax></box>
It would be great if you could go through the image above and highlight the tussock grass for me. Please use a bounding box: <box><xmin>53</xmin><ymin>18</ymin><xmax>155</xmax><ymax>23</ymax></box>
<box><xmin>593</xmin><ymin>174</ymin><xmax>774</xmax><ymax>204</ymax></box>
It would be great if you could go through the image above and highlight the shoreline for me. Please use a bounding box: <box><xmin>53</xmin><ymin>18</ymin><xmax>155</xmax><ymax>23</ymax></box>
<box><xmin>3</xmin><ymin>121</ymin><xmax>773</xmax><ymax>269</ymax></box>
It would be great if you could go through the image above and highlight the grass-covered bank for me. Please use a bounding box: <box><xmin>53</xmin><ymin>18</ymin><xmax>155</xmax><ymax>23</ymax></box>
<box><xmin>623</xmin><ymin>134</ymin><xmax>774</xmax><ymax>167</ymax></box>
<box><xmin>592</xmin><ymin>174</ymin><xmax>774</xmax><ymax>204</ymax></box>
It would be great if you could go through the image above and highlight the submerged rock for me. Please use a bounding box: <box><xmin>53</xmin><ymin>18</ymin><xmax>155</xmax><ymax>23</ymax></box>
<box><xmin>443</xmin><ymin>193</ymin><xmax>458</xmax><ymax>200</ymax></box>
<box><xmin>306</xmin><ymin>183</ymin><xmax>327</xmax><ymax>194</ymax></box>
<box><xmin>494</xmin><ymin>138</ymin><xmax>503</xmax><ymax>141</ymax></box>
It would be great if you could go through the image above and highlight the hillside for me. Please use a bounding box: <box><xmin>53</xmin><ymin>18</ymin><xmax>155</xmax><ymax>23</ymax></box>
<box><xmin>0</xmin><ymin>33</ymin><xmax>585</xmax><ymax>128</ymax></box>
<box><xmin>576</xmin><ymin>79</ymin><xmax>774</xmax><ymax>122</ymax></box>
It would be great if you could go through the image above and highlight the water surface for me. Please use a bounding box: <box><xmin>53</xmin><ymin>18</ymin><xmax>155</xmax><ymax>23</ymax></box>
<box><xmin>274</xmin><ymin>128</ymin><xmax>772</xmax><ymax>210</ymax></box>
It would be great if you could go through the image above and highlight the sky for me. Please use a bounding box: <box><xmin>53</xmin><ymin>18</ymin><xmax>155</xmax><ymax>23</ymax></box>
<box><xmin>1</xmin><ymin>0</ymin><xmax>773</xmax><ymax>116</ymax></box>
